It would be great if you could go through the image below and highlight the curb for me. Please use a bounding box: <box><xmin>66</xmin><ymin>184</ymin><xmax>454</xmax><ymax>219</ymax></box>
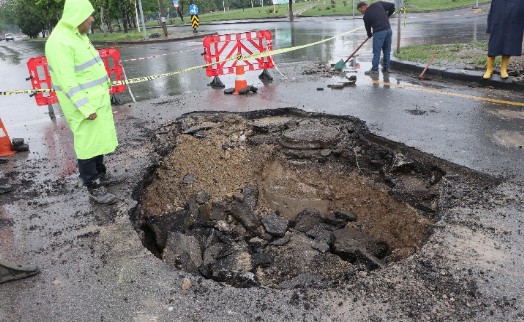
<box><xmin>390</xmin><ymin>57</ymin><xmax>524</xmax><ymax>91</ymax></box>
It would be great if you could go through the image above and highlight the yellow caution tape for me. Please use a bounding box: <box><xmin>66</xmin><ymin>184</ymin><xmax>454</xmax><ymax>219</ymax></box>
<box><xmin>0</xmin><ymin>88</ymin><xmax>53</xmax><ymax>96</ymax></box>
<box><xmin>0</xmin><ymin>26</ymin><xmax>364</xmax><ymax>96</ymax></box>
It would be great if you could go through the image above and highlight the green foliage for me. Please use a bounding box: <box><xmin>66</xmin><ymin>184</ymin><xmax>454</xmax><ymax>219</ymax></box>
<box><xmin>16</xmin><ymin>12</ymin><xmax>44</xmax><ymax>38</ymax></box>
<box><xmin>0</xmin><ymin>0</ymin><xmax>17</xmax><ymax>31</ymax></box>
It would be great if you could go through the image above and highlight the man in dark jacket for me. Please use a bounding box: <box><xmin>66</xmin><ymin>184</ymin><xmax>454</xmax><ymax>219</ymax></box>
<box><xmin>357</xmin><ymin>1</ymin><xmax>395</xmax><ymax>74</ymax></box>
<box><xmin>482</xmin><ymin>0</ymin><xmax>524</xmax><ymax>79</ymax></box>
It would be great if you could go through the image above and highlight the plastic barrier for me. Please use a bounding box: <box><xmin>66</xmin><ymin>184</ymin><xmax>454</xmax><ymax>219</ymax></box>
<box><xmin>26</xmin><ymin>48</ymin><xmax>126</xmax><ymax>106</ymax></box>
<box><xmin>26</xmin><ymin>56</ymin><xmax>58</xmax><ymax>106</ymax></box>
<box><xmin>203</xmin><ymin>30</ymin><xmax>274</xmax><ymax>88</ymax></box>
<box><xmin>98</xmin><ymin>48</ymin><xmax>126</xmax><ymax>94</ymax></box>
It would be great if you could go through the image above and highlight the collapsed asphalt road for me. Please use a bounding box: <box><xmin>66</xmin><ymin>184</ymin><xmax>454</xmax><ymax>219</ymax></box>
<box><xmin>1</xmin><ymin>94</ymin><xmax>523</xmax><ymax>321</ymax></box>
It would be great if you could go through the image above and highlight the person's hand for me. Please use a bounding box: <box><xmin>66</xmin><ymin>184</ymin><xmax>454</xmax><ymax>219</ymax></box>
<box><xmin>87</xmin><ymin>113</ymin><xmax>97</xmax><ymax>120</ymax></box>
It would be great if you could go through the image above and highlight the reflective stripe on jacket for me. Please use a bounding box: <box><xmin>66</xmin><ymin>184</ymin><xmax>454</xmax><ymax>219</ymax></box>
<box><xmin>45</xmin><ymin>0</ymin><xmax>117</xmax><ymax>160</ymax></box>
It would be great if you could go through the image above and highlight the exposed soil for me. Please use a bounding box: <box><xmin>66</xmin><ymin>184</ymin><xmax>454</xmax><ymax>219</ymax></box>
<box><xmin>134</xmin><ymin>109</ymin><xmax>452</xmax><ymax>288</ymax></box>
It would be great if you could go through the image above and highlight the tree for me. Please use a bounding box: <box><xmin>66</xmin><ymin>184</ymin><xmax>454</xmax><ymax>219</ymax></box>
<box><xmin>35</xmin><ymin>0</ymin><xmax>63</xmax><ymax>33</ymax></box>
<box><xmin>14</xmin><ymin>0</ymin><xmax>46</xmax><ymax>37</ymax></box>
<box><xmin>0</xmin><ymin>0</ymin><xmax>17</xmax><ymax>31</ymax></box>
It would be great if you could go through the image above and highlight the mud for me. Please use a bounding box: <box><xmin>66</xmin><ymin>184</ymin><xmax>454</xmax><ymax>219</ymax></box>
<box><xmin>133</xmin><ymin>108</ymin><xmax>498</xmax><ymax>289</ymax></box>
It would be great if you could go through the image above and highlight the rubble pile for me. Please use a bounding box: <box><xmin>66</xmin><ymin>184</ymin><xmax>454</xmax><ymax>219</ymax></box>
<box><xmin>134</xmin><ymin>109</ymin><xmax>442</xmax><ymax>288</ymax></box>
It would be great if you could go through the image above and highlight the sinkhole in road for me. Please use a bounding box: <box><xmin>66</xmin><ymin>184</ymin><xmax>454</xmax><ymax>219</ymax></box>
<box><xmin>133</xmin><ymin>108</ymin><xmax>443</xmax><ymax>288</ymax></box>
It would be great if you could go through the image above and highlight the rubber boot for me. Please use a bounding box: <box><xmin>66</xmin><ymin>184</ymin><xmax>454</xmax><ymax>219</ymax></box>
<box><xmin>483</xmin><ymin>56</ymin><xmax>495</xmax><ymax>79</ymax></box>
<box><xmin>500</xmin><ymin>56</ymin><xmax>510</xmax><ymax>79</ymax></box>
<box><xmin>0</xmin><ymin>259</ymin><xmax>40</xmax><ymax>284</ymax></box>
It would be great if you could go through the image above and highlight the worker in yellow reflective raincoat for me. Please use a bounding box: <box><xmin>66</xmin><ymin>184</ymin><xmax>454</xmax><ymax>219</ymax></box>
<box><xmin>45</xmin><ymin>0</ymin><xmax>118</xmax><ymax>204</ymax></box>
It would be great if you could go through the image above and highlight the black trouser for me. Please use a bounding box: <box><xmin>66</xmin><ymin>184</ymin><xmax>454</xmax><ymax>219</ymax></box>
<box><xmin>78</xmin><ymin>155</ymin><xmax>106</xmax><ymax>187</ymax></box>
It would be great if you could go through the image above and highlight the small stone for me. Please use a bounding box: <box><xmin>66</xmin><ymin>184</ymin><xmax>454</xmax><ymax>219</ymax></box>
<box><xmin>229</xmin><ymin>201</ymin><xmax>259</xmax><ymax>229</ymax></box>
<box><xmin>242</xmin><ymin>185</ymin><xmax>259</xmax><ymax>210</ymax></box>
<box><xmin>320</xmin><ymin>149</ymin><xmax>331</xmax><ymax>157</ymax></box>
<box><xmin>261</xmin><ymin>213</ymin><xmax>289</xmax><ymax>237</ymax></box>
<box><xmin>181</xmin><ymin>278</ymin><xmax>192</xmax><ymax>290</ymax></box>
<box><xmin>312</xmin><ymin>241</ymin><xmax>330</xmax><ymax>253</ymax></box>
<box><xmin>334</xmin><ymin>211</ymin><xmax>357</xmax><ymax>222</ymax></box>
<box><xmin>182</xmin><ymin>173</ymin><xmax>195</xmax><ymax>186</ymax></box>
<box><xmin>270</xmin><ymin>235</ymin><xmax>291</xmax><ymax>246</ymax></box>
<box><xmin>233</xmin><ymin>193</ymin><xmax>244</xmax><ymax>202</ymax></box>
<box><xmin>195</xmin><ymin>190</ymin><xmax>211</xmax><ymax>204</ymax></box>
<box><xmin>452</xmin><ymin>189</ymin><xmax>464</xmax><ymax>199</ymax></box>
<box><xmin>248</xmin><ymin>237</ymin><xmax>268</xmax><ymax>249</ymax></box>
<box><xmin>358</xmin><ymin>271</ymin><xmax>367</xmax><ymax>278</ymax></box>
<box><xmin>306</xmin><ymin>226</ymin><xmax>334</xmax><ymax>245</ymax></box>
<box><xmin>252</xmin><ymin>252</ymin><xmax>274</xmax><ymax>268</ymax></box>
<box><xmin>294</xmin><ymin>209</ymin><xmax>323</xmax><ymax>233</ymax></box>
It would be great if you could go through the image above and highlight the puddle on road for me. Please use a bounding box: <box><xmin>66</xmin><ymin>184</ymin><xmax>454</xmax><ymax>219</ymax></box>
<box><xmin>133</xmin><ymin>108</ymin><xmax>442</xmax><ymax>288</ymax></box>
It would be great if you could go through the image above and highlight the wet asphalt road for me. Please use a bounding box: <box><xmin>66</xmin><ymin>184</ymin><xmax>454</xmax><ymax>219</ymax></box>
<box><xmin>0</xmin><ymin>6</ymin><xmax>522</xmax><ymax>181</ymax></box>
<box><xmin>0</xmin><ymin>6</ymin><xmax>524</xmax><ymax>321</ymax></box>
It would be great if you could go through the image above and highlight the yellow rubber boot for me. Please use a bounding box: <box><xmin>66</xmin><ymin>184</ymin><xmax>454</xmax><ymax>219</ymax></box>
<box><xmin>483</xmin><ymin>56</ymin><xmax>495</xmax><ymax>79</ymax></box>
<box><xmin>500</xmin><ymin>56</ymin><xmax>510</xmax><ymax>79</ymax></box>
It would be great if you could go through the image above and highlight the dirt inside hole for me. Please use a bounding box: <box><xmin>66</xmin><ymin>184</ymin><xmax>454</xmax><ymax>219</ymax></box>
<box><xmin>134</xmin><ymin>109</ymin><xmax>441</xmax><ymax>288</ymax></box>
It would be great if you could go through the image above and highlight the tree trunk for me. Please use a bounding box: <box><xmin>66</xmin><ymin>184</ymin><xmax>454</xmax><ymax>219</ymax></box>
<box><xmin>157</xmin><ymin>0</ymin><xmax>168</xmax><ymax>37</ymax></box>
<box><xmin>100</xmin><ymin>7</ymin><xmax>107</xmax><ymax>33</ymax></box>
<box><xmin>288</xmin><ymin>0</ymin><xmax>294</xmax><ymax>21</ymax></box>
<box><xmin>120</xmin><ymin>1</ymin><xmax>128</xmax><ymax>33</ymax></box>
<box><xmin>105</xmin><ymin>0</ymin><xmax>113</xmax><ymax>32</ymax></box>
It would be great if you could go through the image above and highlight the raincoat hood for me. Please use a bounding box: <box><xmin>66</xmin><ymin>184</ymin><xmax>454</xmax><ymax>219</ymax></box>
<box><xmin>60</xmin><ymin>0</ymin><xmax>94</xmax><ymax>28</ymax></box>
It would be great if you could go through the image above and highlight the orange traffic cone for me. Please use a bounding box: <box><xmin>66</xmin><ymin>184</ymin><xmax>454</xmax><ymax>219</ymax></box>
<box><xmin>233</xmin><ymin>65</ymin><xmax>248</xmax><ymax>95</ymax></box>
<box><xmin>0</xmin><ymin>118</ymin><xmax>16</xmax><ymax>157</ymax></box>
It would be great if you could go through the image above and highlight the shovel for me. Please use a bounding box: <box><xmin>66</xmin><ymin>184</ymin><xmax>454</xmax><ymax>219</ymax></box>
<box><xmin>334</xmin><ymin>37</ymin><xmax>370</xmax><ymax>71</ymax></box>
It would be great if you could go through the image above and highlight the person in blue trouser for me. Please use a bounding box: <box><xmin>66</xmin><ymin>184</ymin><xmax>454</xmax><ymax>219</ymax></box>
<box><xmin>357</xmin><ymin>1</ymin><xmax>395</xmax><ymax>75</ymax></box>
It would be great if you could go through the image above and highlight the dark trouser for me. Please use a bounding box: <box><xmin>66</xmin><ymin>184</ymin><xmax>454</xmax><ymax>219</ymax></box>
<box><xmin>78</xmin><ymin>155</ymin><xmax>106</xmax><ymax>187</ymax></box>
<box><xmin>371</xmin><ymin>29</ymin><xmax>393</xmax><ymax>71</ymax></box>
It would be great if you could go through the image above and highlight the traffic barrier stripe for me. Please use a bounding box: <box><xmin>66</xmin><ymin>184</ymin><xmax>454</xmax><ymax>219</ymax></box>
<box><xmin>203</xmin><ymin>30</ymin><xmax>274</xmax><ymax>78</ymax></box>
<box><xmin>1</xmin><ymin>26</ymin><xmax>364</xmax><ymax>96</ymax></box>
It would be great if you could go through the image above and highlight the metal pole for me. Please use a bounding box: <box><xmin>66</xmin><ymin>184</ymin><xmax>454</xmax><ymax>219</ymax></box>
<box><xmin>135</xmin><ymin>0</ymin><xmax>141</xmax><ymax>32</ymax></box>
<box><xmin>352</xmin><ymin>0</ymin><xmax>354</xmax><ymax>19</ymax></box>
<box><xmin>396</xmin><ymin>8</ymin><xmax>401</xmax><ymax>54</ymax></box>
<box><xmin>48</xmin><ymin>104</ymin><xmax>56</xmax><ymax>120</ymax></box>
<box><xmin>137</xmin><ymin>0</ymin><xmax>148</xmax><ymax>39</ymax></box>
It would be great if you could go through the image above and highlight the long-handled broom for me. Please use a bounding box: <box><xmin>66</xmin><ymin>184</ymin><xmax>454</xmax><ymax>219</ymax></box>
<box><xmin>334</xmin><ymin>37</ymin><xmax>370</xmax><ymax>71</ymax></box>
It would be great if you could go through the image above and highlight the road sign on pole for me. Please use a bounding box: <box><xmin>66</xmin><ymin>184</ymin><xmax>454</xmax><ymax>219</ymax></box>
<box><xmin>191</xmin><ymin>14</ymin><xmax>199</xmax><ymax>33</ymax></box>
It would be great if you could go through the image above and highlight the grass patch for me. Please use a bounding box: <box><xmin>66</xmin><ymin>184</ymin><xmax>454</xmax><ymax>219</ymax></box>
<box><xmin>302</xmin><ymin>3</ymin><xmax>361</xmax><ymax>16</ymax></box>
<box><xmin>88</xmin><ymin>28</ymin><xmax>167</xmax><ymax>42</ymax></box>
<box><xmin>301</xmin><ymin>0</ymin><xmax>491</xmax><ymax>16</ymax></box>
<box><xmin>394</xmin><ymin>42</ymin><xmax>500</xmax><ymax>67</ymax></box>
<box><xmin>198</xmin><ymin>2</ymin><xmax>313</xmax><ymax>22</ymax></box>
<box><xmin>404</xmin><ymin>0</ymin><xmax>491</xmax><ymax>12</ymax></box>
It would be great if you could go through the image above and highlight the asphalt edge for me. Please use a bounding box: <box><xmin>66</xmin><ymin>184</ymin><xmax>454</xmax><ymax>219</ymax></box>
<box><xmin>390</xmin><ymin>57</ymin><xmax>524</xmax><ymax>91</ymax></box>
